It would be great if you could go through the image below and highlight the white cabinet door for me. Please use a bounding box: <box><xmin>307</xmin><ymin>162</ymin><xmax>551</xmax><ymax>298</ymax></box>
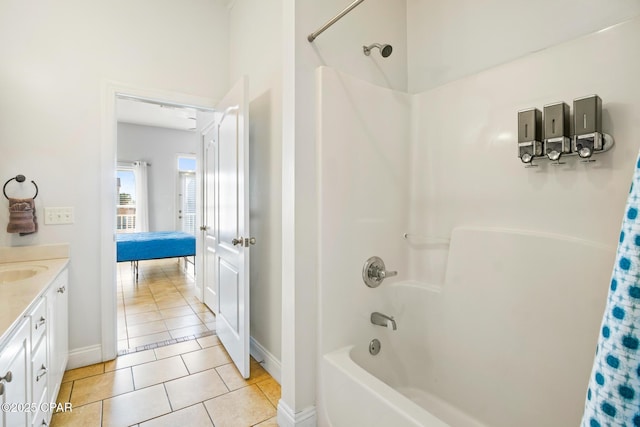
<box><xmin>47</xmin><ymin>269</ymin><xmax>68</xmax><ymax>404</ymax></box>
<box><xmin>0</xmin><ymin>319</ymin><xmax>31</xmax><ymax>427</ymax></box>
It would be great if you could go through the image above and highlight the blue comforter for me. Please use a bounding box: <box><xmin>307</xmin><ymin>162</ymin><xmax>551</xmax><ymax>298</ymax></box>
<box><xmin>116</xmin><ymin>231</ymin><xmax>196</xmax><ymax>262</ymax></box>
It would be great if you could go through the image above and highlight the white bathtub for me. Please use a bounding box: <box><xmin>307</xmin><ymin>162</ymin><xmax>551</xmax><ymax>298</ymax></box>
<box><xmin>323</xmin><ymin>343</ymin><xmax>484</xmax><ymax>427</ymax></box>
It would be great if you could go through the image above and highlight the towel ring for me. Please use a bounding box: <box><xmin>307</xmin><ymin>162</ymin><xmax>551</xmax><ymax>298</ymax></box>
<box><xmin>3</xmin><ymin>175</ymin><xmax>38</xmax><ymax>200</ymax></box>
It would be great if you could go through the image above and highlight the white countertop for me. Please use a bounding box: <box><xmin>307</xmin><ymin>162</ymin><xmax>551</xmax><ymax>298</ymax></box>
<box><xmin>0</xmin><ymin>246</ymin><xmax>69</xmax><ymax>346</ymax></box>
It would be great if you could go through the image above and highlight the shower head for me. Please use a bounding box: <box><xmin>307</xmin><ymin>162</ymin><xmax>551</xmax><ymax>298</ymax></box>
<box><xmin>363</xmin><ymin>43</ymin><xmax>393</xmax><ymax>58</ymax></box>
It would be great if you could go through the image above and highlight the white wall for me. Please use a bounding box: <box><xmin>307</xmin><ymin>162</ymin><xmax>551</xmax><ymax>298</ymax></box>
<box><xmin>117</xmin><ymin>123</ymin><xmax>197</xmax><ymax>232</ymax></box>
<box><xmin>407</xmin><ymin>0</ymin><xmax>640</xmax><ymax>92</ymax></box>
<box><xmin>228</xmin><ymin>0</ymin><xmax>283</xmax><ymax>371</ymax></box>
<box><xmin>411</xmin><ymin>17</ymin><xmax>640</xmax><ymax>252</ymax></box>
<box><xmin>0</xmin><ymin>0</ymin><xmax>229</xmax><ymax>354</ymax></box>
<box><xmin>316</xmin><ymin>67</ymin><xmax>412</xmax><ymax>426</ymax></box>
<box><xmin>281</xmin><ymin>0</ymin><xmax>409</xmax><ymax>419</ymax></box>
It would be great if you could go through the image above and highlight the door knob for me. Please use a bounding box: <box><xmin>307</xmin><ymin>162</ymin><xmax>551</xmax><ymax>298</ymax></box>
<box><xmin>232</xmin><ymin>237</ymin><xmax>256</xmax><ymax>247</ymax></box>
<box><xmin>200</xmin><ymin>225</ymin><xmax>208</xmax><ymax>231</ymax></box>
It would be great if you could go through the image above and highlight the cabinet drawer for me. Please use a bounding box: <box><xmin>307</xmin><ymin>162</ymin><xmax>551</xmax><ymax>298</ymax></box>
<box><xmin>32</xmin><ymin>335</ymin><xmax>48</xmax><ymax>406</ymax></box>
<box><xmin>31</xmin><ymin>405</ymin><xmax>49</xmax><ymax>427</ymax></box>
<box><xmin>30</xmin><ymin>297</ymin><xmax>47</xmax><ymax>349</ymax></box>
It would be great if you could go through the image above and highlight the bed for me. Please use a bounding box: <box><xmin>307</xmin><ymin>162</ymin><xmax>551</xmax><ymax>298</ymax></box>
<box><xmin>116</xmin><ymin>231</ymin><xmax>196</xmax><ymax>281</ymax></box>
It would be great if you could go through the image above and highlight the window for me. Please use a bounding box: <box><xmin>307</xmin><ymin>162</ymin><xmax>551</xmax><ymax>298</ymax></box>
<box><xmin>116</xmin><ymin>168</ymin><xmax>136</xmax><ymax>233</ymax></box>
<box><xmin>177</xmin><ymin>156</ymin><xmax>196</xmax><ymax>235</ymax></box>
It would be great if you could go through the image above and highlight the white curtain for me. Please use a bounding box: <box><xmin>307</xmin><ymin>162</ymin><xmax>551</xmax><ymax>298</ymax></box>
<box><xmin>133</xmin><ymin>161</ymin><xmax>149</xmax><ymax>232</ymax></box>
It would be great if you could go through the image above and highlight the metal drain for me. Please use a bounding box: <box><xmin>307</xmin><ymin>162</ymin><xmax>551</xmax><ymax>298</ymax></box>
<box><xmin>369</xmin><ymin>338</ymin><xmax>381</xmax><ymax>355</ymax></box>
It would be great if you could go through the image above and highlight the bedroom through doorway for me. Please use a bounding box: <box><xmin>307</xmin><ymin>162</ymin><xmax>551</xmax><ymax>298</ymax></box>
<box><xmin>114</xmin><ymin>95</ymin><xmax>216</xmax><ymax>354</ymax></box>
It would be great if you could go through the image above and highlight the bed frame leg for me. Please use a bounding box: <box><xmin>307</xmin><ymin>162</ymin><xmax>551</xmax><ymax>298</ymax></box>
<box><xmin>130</xmin><ymin>260</ymin><xmax>139</xmax><ymax>283</ymax></box>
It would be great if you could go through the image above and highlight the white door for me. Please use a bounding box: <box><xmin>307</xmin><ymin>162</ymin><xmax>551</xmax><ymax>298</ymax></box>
<box><xmin>201</xmin><ymin>76</ymin><xmax>251</xmax><ymax>378</ymax></box>
<box><xmin>202</xmin><ymin>124</ymin><xmax>219</xmax><ymax>314</ymax></box>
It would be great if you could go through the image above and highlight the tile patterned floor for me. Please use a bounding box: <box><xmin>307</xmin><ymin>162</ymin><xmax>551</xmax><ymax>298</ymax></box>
<box><xmin>116</xmin><ymin>259</ymin><xmax>215</xmax><ymax>352</ymax></box>
<box><xmin>50</xmin><ymin>259</ymin><xmax>280</xmax><ymax>426</ymax></box>
<box><xmin>51</xmin><ymin>335</ymin><xmax>280</xmax><ymax>426</ymax></box>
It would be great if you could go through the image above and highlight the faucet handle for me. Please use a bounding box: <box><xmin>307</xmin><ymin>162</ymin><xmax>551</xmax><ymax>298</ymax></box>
<box><xmin>378</xmin><ymin>269</ymin><xmax>397</xmax><ymax>279</ymax></box>
<box><xmin>363</xmin><ymin>256</ymin><xmax>397</xmax><ymax>288</ymax></box>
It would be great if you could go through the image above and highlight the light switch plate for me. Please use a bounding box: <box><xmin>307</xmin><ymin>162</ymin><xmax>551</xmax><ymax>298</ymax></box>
<box><xmin>44</xmin><ymin>207</ymin><xmax>74</xmax><ymax>225</ymax></box>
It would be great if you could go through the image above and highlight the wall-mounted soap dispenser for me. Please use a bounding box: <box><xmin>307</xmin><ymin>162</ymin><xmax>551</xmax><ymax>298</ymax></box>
<box><xmin>517</xmin><ymin>108</ymin><xmax>543</xmax><ymax>165</ymax></box>
<box><xmin>543</xmin><ymin>102</ymin><xmax>571</xmax><ymax>163</ymax></box>
<box><xmin>573</xmin><ymin>95</ymin><xmax>603</xmax><ymax>160</ymax></box>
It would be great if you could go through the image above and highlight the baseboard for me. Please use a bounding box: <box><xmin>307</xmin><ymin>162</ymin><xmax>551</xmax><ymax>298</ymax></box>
<box><xmin>66</xmin><ymin>344</ymin><xmax>103</xmax><ymax>369</ymax></box>
<box><xmin>250</xmin><ymin>336</ymin><xmax>281</xmax><ymax>383</ymax></box>
<box><xmin>277</xmin><ymin>400</ymin><xmax>317</xmax><ymax>427</ymax></box>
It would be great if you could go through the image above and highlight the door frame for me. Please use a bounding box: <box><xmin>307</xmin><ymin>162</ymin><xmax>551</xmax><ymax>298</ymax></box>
<box><xmin>100</xmin><ymin>82</ymin><xmax>216</xmax><ymax>360</ymax></box>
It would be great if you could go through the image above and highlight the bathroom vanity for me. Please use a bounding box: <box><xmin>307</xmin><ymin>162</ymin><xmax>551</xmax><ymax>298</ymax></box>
<box><xmin>0</xmin><ymin>246</ymin><xmax>69</xmax><ymax>427</ymax></box>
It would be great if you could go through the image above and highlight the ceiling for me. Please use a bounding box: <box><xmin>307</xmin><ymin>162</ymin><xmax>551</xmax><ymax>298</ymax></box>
<box><xmin>117</xmin><ymin>98</ymin><xmax>198</xmax><ymax>131</ymax></box>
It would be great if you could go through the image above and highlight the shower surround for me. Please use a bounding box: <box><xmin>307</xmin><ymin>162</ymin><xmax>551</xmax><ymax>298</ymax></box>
<box><xmin>317</xmin><ymin>16</ymin><xmax>640</xmax><ymax>427</ymax></box>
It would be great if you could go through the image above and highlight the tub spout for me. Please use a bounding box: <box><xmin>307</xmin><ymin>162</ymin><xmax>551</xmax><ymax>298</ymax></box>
<box><xmin>371</xmin><ymin>312</ymin><xmax>397</xmax><ymax>330</ymax></box>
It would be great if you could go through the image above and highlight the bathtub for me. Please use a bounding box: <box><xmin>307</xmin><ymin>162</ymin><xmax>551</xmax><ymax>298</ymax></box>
<box><xmin>323</xmin><ymin>342</ymin><xmax>484</xmax><ymax>427</ymax></box>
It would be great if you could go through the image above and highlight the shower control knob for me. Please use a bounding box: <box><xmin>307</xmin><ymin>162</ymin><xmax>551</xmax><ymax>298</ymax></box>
<box><xmin>363</xmin><ymin>256</ymin><xmax>398</xmax><ymax>288</ymax></box>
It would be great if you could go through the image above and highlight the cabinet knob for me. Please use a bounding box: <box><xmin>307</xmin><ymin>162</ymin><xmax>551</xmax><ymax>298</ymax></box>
<box><xmin>0</xmin><ymin>370</ymin><xmax>12</xmax><ymax>383</ymax></box>
<box><xmin>35</xmin><ymin>316</ymin><xmax>46</xmax><ymax>330</ymax></box>
<box><xmin>57</xmin><ymin>286</ymin><xmax>66</xmax><ymax>293</ymax></box>
<box><xmin>36</xmin><ymin>366</ymin><xmax>47</xmax><ymax>382</ymax></box>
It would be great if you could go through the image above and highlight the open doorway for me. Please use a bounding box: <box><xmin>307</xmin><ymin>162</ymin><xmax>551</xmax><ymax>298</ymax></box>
<box><xmin>114</xmin><ymin>95</ymin><xmax>216</xmax><ymax>353</ymax></box>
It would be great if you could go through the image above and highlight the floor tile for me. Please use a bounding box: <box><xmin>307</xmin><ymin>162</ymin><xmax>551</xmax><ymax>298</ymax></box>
<box><xmin>150</xmin><ymin>289</ymin><xmax>181</xmax><ymax>299</ymax></box>
<box><xmin>182</xmin><ymin>345</ymin><xmax>232</xmax><ymax>374</ymax></box>
<box><xmin>132</xmin><ymin>355</ymin><xmax>189</xmax><ymax>389</ymax></box>
<box><xmin>126</xmin><ymin>310</ymin><xmax>163</xmax><ymax>326</ymax></box>
<box><xmin>102</xmin><ymin>384</ymin><xmax>171</xmax><ymax>427</ymax></box>
<box><xmin>196</xmin><ymin>311</ymin><xmax>216</xmax><ymax>323</ymax></box>
<box><xmin>62</xmin><ymin>363</ymin><xmax>104</xmax><ymax>383</ymax></box>
<box><xmin>128</xmin><ymin>331</ymin><xmax>172</xmax><ymax>349</ymax></box>
<box><xmin>156</xmin><ymin>298</ymin><xmax>189</xmax><ymax>310</ymax></box>
<box><xmin>126</xmin><ymin>302</ymin><xmax>159</xmax><ymax>315</ymax></box>
<box><xmin>163</xmin><ymin>314</ymin><xmax>203</xmax><ymax>330</ymax></box>
<box><xmin>127</xmin><ymin>320</ymin><xmax>169</xmax><ymax>338</ymax></box>
<box><xmin>203</xmin><ymin>385</ymin><xmax>276</xmax><ymax>427</ymax></box>
<box><xmin>254</xmin><ymin>417</ymin><xmax>279</xmax><ymax>427</ymax></box>
<box><xmin>50</xmin><ymin>401</ymin><xmax>102</xmax><ymax>427</ymax></box>
<box><xmin>196</xmin><ymin>334</ymin><xmax>221</xmax><ymax>348</ymax></box>
<box><xmin>169</xmin><ymin>324</ymin><xmax>208</xmax><ymax>339</ymax></box>
<box><xmin>215</xmin><ymin>358</ymin><xmax>272</xmax><ymax>391</ymax></box>
<box><xmin>105</xmin><ymin>349</ymin><xmax>156</xmax><ymax>371</ymax></box>
<box><xmin>189</xmin><ymin>302</ymin><xmax>211</xmax><ymax>314</ymax></box>
<box><xmin>117</xmin><ymin>339</ymin><xmax>129</xmax><ymax>352</ymax></box>
<box><xmin>124</xmin><ymin>295</ymin><xmax>156</xmax><ymax>306</ymax></box>
<box><xmin>139</xmin><ymin>403</ymin><xmax>214</xmax><ymax>427</ymax></box>
<box><xmin>159</xmin><ymin>306</ymin><xmax>196</xmax><ymax>319</ymax></box>
<box><xmin>256</xmin><ymin>378</ymin><xmax>281</xmax><ymax>407</ymax></box>
<box><xmin>165</xmin><ymin>368</ymin><xmax>229</xmax><ymax>410</ymax></box>
<box><xmin>154</xmin><ymin>340</ymin><xmax>201</xmax><ymax>360</ymax></box>
<box><xmin>56</xmin><ymin>381</ymin><xmax>72</xmax><ymax>404</ymax></box>
<box><xmin>70</xmin><ymin>368</ymin><xmax>134</xmax><ymax>406</ymax></box>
